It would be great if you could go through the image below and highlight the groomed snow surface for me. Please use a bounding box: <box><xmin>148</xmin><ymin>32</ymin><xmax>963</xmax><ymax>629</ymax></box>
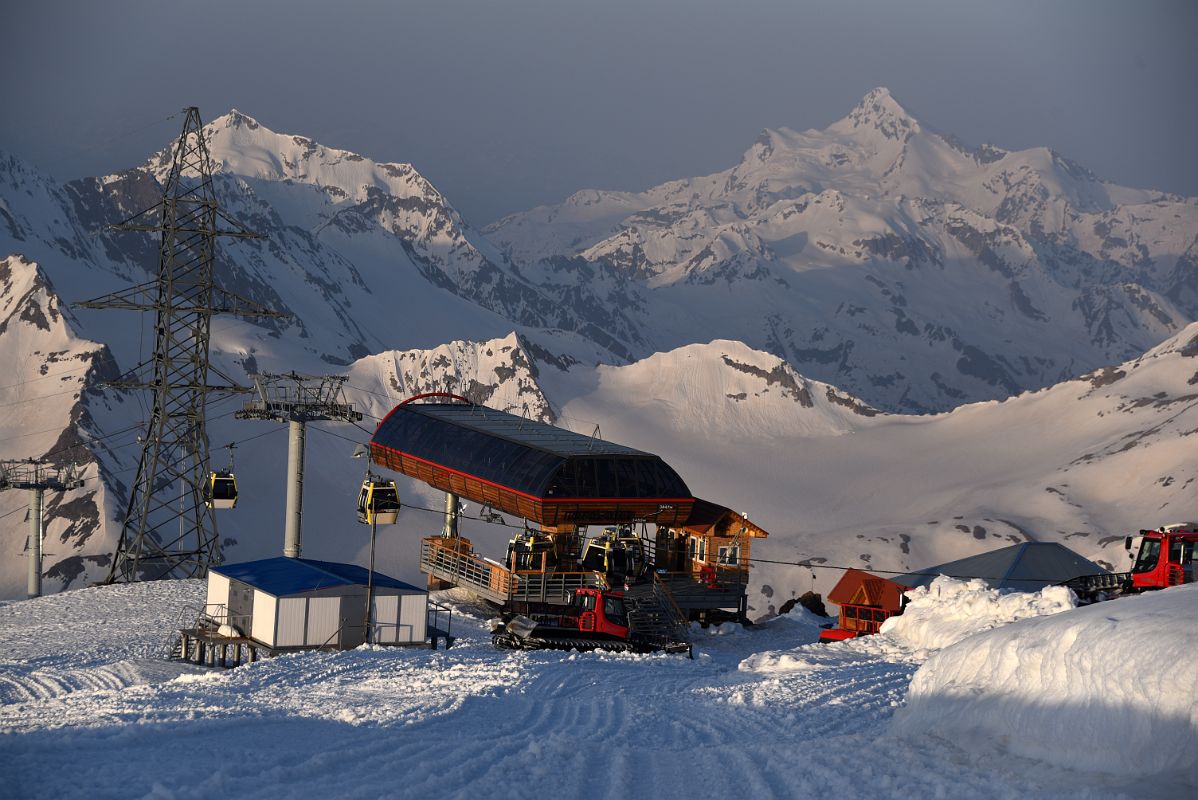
<box><xmin>1</xmin><ymin>579</ymin><xmax>1194</xmax><ymax>799</ymax></box>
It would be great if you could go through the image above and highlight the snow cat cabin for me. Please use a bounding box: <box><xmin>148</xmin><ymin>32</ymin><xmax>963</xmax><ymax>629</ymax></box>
<box><xmin>818</xmin><ymin>542</ymin><xmax>1112</xmax><ymax>642</ymax></box>
<box><xmin>368</xmin><ymin>394</ymin><xmax>769</xmax><ymax>623</ymax></box>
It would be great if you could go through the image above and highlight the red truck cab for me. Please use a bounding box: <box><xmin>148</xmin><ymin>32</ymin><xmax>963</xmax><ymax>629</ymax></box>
<box><xmin>567</xmin><ymin>587</ymin><xmax>631</xmax><ymax>639</ymax></box>
<box><xmin>1128</xmin><ymin>525</ymin><xmax>1198</xmax><ymax>590</ymax></box>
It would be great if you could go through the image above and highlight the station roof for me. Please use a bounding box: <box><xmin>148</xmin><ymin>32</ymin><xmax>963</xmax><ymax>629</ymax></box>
<box><xmin>893</xmin><ymin>542</ymin><xmax>1106</xmax><ymax>592</ymax></box>
<box><xmin>212</xmin><ymin>557</ymin><xmax>423</xmax><ymax>596</ymax></box>
<box><xmin>371</xmin><ymin>402</ymin><xmax>691</xmax><ymax>502</ymax></box>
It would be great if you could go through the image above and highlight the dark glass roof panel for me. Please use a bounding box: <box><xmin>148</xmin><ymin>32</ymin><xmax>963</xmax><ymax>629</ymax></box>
<box><xmin>372</xmin><ymin>403</ymin><xmax>691</xmax><ymax>500</ymax></box>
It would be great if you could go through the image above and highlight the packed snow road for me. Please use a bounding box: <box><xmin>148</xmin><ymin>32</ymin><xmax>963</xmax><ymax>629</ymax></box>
<box><xmin>0</xmin><ymin>581</ymin><xmax>1181</xmax><ymax>799</ymax></box>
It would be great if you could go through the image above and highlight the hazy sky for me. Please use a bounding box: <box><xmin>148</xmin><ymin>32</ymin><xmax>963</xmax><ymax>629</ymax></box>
<box><xmin>3</xmin><ymin>0</ymin><xmax>1195</xmax><ymax>224</ymax></box>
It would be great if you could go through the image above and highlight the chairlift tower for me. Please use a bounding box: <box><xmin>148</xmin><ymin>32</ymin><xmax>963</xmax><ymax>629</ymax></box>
<box><xmin>79</xmin><ymin>107</ymin><xmax>285</xmax><ymax>583</ymax></box>
<box><xmin>236</xmin><ymin>373</ymin><xmax>362</xmax><ymax>558</ymax></box>
<box><xmin>0</xmin><ymin>459</ymin><xmax>84</xmax><ymax>598</ymax></box>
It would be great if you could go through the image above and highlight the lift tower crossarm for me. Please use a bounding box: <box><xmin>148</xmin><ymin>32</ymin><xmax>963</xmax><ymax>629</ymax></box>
<box><xmin>236</xmin><ymin>373</ymin><xmax>363</xmax><ymax>558</ymax></box>
<box><xmin>0</xmin><ymin>460</ymin><xmax>85</xmax><ymax>598</ymax></box>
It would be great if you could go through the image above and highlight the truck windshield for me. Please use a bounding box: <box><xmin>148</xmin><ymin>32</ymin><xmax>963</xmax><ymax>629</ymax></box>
<box><xmin>603</xmin><ymin>597</ymin><xmax>626</xmax><ymax>625</ymax></box>
<box><xmin>1133</xmin><ymin>539</ymin><xmax>1161</xmax><ymax>574</ymax></box>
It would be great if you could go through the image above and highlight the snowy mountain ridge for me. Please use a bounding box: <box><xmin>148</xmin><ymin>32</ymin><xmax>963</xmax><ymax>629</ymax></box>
<box><xmin>489</xmin><ymin>87</ymin><xmax>1197</xmax><ymax>412</ymax></box>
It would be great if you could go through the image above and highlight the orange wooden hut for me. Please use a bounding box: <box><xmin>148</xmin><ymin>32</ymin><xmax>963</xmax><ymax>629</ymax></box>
<box><xmin>819</xmin><ymin>567</ymin><xmax>907</xmax><ymax>641</ymax></box>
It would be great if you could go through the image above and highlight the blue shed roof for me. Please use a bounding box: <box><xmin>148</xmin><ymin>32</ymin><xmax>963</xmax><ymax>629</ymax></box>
<box><xmin>211</xmin><ymin>557</ymin><xmax>423</xmax><ymax>596</ymax></box>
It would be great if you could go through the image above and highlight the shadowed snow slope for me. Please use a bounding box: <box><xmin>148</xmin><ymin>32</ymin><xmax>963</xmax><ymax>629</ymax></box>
<box><xmin>545</xmin><ymin>324</ymin><xmax>1198</xmax><ymax>617</ymax></box>
<box><xmin>0</xmin><ymin>580</ymin><xmax>1171</xmax><ymax>799</ymax></box>
<box><xmin>892</xmin><ymin>583</ymin><xmax>1198</xmax><ymax>786</ymax></box>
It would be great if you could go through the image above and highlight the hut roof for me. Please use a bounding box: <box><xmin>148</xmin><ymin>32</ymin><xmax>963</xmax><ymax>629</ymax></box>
<box><xmin>826</xmin><ymin>567</ymin><xmax>906</xmax><ymax>611</ymax></box>
<box><xmin>893</xmin><ymin>542</ymin><xmax>1107</xmax><ymax>592</ymax></box>
<box><xmin>212</xmin><ymin>557</ymin><xmax>422</xmax><ymax>596</ymax></box>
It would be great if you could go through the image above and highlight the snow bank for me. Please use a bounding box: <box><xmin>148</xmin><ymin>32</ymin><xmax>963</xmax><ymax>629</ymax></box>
<box><xmin>878</xmin><ymin>575</ymin><xmax>1077</xmax><ymax>654</ymax></box>
<box><xmin>892</xmin><ymin>584</ymin><xmax>1198</xmax><ymax>780</ymax></box>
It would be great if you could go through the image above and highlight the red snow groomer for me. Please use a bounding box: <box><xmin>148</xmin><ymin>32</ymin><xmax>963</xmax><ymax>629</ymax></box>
<box><xmin>1124</xmin><ymin>524</ymin><xmax>1197</xmax><ymax>590</ymax></box>
<box><xmin>490</xmin><ymin>586</ymin><xmax>692</xmax><ymax>655</ymax></box>
<box><xmin>1064</xmin><ymin>523</ymin><xmax>1198</xmax><ymax>597</ymax></box>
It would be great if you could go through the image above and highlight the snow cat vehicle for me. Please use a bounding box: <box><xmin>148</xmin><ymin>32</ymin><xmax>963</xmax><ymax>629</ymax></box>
<box><xmin>491</xmin><ymin>586</ymin><xmax>692</xmax><ymax>656</ymax></box>
<box><xmin>1126</xmin><ymin>524</ymin><xmax>1197</xmax><ymax>589</ymax></box>
<box><xmin>580</xmin><ymin>526</ymin><xmax>647</xmax><ymax>584</ymax></box>
<box><xmin>1068</xmin><ymin>523</ymin><xmax>1198</xmax><ymax>597</ymax></box>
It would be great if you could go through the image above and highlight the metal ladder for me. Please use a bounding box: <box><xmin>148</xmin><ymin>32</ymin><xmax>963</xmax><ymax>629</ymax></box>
<box><xmin>624</xmin><ymin>576</ymin><xmax>691</xmax><ymax>651</ymax></box>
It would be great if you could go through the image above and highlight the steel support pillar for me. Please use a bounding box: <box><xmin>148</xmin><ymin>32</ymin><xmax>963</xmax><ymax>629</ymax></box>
<box><xmin>442</xmin><ymin>492</ymin><xmax>460</xmax><ymax>539</ymax></box>
<box><xmin>27</xmin><ymin>486</ymin><xmax>43</xmax><ymax>598</ymax></box>
<box><xmin>284</xmin><ymin>419</ymin><xmax>306</xmax><ymax>558</ymax></box>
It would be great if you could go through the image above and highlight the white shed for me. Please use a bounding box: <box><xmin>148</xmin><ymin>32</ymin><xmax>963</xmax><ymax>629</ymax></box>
<box><xmin>207</xmin><ymin>557</ymin><xmax>427</xmax><ymax>650</ymax></box>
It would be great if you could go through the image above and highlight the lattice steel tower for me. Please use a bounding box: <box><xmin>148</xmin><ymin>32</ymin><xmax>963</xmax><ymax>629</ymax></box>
<box><xmin>81</xmin><ymin>107</ymin><xmax>283</xmax><ymax>583</ymax></box>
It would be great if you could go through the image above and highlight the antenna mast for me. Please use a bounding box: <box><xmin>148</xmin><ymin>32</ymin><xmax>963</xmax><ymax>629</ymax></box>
<box><xmin>79</xmin><ymin>107</ymin><xmax>284</xmax><ymax>583</ymax></box>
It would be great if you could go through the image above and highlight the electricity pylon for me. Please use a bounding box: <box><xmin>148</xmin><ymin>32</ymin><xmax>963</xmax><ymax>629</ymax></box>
<box><xmin>236</xmin><ymin>373</ymin><xmax>362</xmax><ymax>558</ymax></box>
<box><xmin>0</xmin><ymin>459</ymin><xmax>84</xmax><ymax>598</ymax></box>
<box><xmin>79</xmin><ymin>107</ymin><xmax>285</xmax><ymax>583</ymax></box>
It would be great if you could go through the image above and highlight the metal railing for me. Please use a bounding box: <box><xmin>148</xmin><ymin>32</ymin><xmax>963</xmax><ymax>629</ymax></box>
<box><xmin>652</xmin><ymin>572</ymin><xmax>689</xmax><ymax>631</ymax></box>
<box><xmin>198</xmin><ymin>603</ymin><xmax>253</xmax><ymax>636</ymax></box>
<box><xmin>421</xmin><ymin>537</ymin><xmax>516</xmax><ymax>602</ymax></box>
<box><xmin>509</xmin><ymin>570</ymin><xmax>603</xmax><ymax>604</ymax></box>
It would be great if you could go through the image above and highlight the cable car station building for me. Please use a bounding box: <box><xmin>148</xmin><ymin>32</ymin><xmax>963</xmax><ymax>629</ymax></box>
<box><xmin>369</xmin><ymin>397</ymin><xmax>769</xmax><ymax>620</ymax></box>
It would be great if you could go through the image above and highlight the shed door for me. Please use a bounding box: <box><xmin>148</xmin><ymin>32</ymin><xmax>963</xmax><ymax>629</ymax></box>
<box><xmin>227</xmin><ymin>580</ymin><xmax>255</xmax><ymax>631</ymax></box>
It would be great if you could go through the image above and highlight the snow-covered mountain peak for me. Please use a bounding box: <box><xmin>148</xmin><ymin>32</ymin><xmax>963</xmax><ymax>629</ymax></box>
<box><xmin>219</xmin><ymin>108</ymin><xmax>263</xmax><ymax>131</ymax></box>
<box><xmin>347</xmin><ymin>332</ymin><xmax>554</xmax><ymax>423</ymax></box>
<box><xmin>142</xmin><ymin>110</ymin><xmax>429</xmax><ymax>209</ymax></box>
<box><xmin>574</xmin><ymin>339</ymin><xmax>883</xmax><ymax>442</ymax></box>
<box><xmin>831</xmin><ymin>86</ymin><xmax>921</xmax><ymax>142</ymax></box>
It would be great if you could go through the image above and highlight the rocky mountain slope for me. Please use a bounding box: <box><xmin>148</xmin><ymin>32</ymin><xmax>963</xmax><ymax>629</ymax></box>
<box><xmin>0</xmin><ymin>256</ymin><xmax>116</xmax><ymax>594</ymax></box>
<box><xmin>489</xmin><ymin>87</ymin><xmax>1197</xmax><ymax>412</ymax></box>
